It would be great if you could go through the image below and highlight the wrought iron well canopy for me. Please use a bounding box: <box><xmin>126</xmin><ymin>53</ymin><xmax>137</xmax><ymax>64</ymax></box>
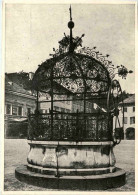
<box><xmin>28</xmin><ymin>6</ymin><xmax>132</xmax><ymax>143</ymax></box>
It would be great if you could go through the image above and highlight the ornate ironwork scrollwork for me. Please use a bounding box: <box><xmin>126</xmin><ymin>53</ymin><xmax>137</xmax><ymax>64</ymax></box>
<box><xmin>28</xmin><ymin>113</ymin><xmax>110</xmax><ymax>141</ymax></box>
<box><xmin>77</xmin><ymin>47</ymin><xmax>115</xmax><ymax>79</ymax></box>
<box><xmin>107</xmin><ymin>80</ymin><xmax>124</xmax><ymax>145</ymax></box>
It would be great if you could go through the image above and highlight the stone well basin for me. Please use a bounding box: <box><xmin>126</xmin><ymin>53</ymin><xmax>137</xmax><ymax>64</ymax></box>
<box><xmin>27</xmin><ymin>140</ymin><xmax>116</xmax><ymax>176</ymax></box>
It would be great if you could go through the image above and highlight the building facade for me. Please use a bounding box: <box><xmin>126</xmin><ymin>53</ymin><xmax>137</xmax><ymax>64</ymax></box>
<box><xmin>5</xmin><ymin>75</ymin><xmax>36</xmax><ymax>138</ymax></box>
<box><xmin>123</xmin><ymin>95</ymin><xmax>135</xmax><ymax>139</ymax></box>
<box><xmin>38</xmin><ymin>92</ymin><xmax>104</xmax><ymax>114</ymax></box>
<box><xmin>115</xmin><ymin>94</ymin><xmax>135</xmax><ymax>139</ymax></box>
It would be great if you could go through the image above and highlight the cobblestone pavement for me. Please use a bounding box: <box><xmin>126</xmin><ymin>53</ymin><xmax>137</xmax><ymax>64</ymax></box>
<box><xmin>4</xmin><ymin>139</ymin><xmax>135</xmax><ymax>191</ymax></box>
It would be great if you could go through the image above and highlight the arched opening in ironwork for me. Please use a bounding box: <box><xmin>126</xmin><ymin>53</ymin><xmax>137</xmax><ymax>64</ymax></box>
<box><xmin>29</xmin><ymin>51</ymin><xmax>112</xmax><ymax>141</ymax></box>
<box><xmin>126</xmin><ymin>127</ymin><xmax>135</xmax><ymax>140</ymax></box>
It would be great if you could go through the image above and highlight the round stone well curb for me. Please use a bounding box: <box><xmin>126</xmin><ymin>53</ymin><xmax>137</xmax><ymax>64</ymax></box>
<box><xmin>15</xmin><ymin>165</ymin><xmax>126</xmax><ymax>190</ymax></box>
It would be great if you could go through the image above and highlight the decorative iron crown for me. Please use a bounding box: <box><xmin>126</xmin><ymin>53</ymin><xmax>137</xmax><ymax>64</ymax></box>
<box><xmin>49</xmin><ymin>5</ymin><xmax>133</xmax><ymax>80</ymax></box>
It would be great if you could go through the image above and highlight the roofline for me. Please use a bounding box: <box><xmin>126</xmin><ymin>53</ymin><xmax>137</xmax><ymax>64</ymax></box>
<box><xmin>5</xmin><ymin>90</ymin><xmax>36</xmax><ymax>100</ymax></box>
<box><xmin>119</xmin><ymin>102</ymin><xmax>135</xmax><ymax>106</ymax></box>
<box><xmin>123</xmin><ymin>102</ymin><xmax>135</xmax><ymax>106</ymax></box>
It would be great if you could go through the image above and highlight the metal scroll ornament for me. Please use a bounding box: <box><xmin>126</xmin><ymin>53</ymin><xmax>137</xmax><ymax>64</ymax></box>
<box><xmin>107</xmin><ymin>80</ymin><xmax>124</xmax><ymax>145</ymax></box>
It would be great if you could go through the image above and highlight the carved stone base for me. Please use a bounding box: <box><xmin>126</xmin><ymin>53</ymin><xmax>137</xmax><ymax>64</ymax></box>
<box><xmin>15</xmin><ymin>140</ymin><xmax>126</xmax><ymax>189</ymax></box>
<box><xmin>27</xmin><ymin>141</ymin><xmax>116</xmax><ymax>170</ymax></box>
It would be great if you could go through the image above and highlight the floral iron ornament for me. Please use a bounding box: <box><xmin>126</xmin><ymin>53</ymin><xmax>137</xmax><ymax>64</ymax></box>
<box><xmin>50</xmin><ymin>34</ymin><xmax>85</xmax><ymax>57</ymax></box>
<box><xmin>50</xmin><ymin>41</ymin><xmax>133</xmax><ymax>81</ymax></box>
<box><xmin>50</xmin><ymin>34</ymin><xmax>132</xmax><ymax>81</ymax></box>
<box><xmin>116</xmin><ymin>65</ymin><xmax>133</xmax><ymax>79</ymax></box>
<box><xmin>49</xmin><ymin>6</ymin><xmax>133</xmax><ymax>81</ymax></box>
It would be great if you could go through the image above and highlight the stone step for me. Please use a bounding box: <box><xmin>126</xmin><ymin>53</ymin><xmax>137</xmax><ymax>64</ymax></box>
<box><xmin>15</xmin><ymin>165</ymin><xmax>126</xmax><ymax>190</ymax></box>
<box><xmin>27</xmin><ymin>164</ymin><xmax>116</xmax><ymax>176</ymax></box>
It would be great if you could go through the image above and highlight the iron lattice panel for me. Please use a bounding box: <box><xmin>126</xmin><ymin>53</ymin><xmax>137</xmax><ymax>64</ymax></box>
<box><xmin>28</xmin><ymin>113</ymin><xmax>112</xmax><ymax>141</ymax></box>
<box><xmin>32</xmin><ymin>53</ymin><xmax>111</xmax><ymax>97</ymax></box>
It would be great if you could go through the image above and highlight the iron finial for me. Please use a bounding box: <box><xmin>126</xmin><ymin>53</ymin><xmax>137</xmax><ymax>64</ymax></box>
<box><xmin>68</xmin><ymin>5</ymin><xmax>74</xmax><ymax>52</ymax></box>
<box><xmin>68</xmin><ymin>5</ymin><xmax>74</xmax><ymax>29</ymax></box>
<box><xmin>69</xmin><ymin>5</ymin><xmax>72</xmax><ymax>21</ymax></box>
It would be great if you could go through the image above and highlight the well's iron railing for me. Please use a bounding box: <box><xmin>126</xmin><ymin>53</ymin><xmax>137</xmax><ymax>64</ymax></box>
<box><xmin>28</xmin><ymin>112</ymin><xmax>112</xmax><ymax>141</ymax></box>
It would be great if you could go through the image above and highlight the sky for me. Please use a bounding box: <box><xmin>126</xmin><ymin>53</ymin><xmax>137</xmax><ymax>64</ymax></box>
<box><xmin>5</xmin><ymin>3</ymin><xmax>135</xmax><ymax>93</ymax></box>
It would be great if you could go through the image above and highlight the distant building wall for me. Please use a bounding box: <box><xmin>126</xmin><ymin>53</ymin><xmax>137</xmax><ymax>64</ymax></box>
<box><xmin>123</xmin><ymin>104</ymin><xmax>135</xmax><ymax>139</ymax></box>
<box><xmin>38</xmin><ymin>93</ymin><xmax>101</xmax><ymax>114</ymax></box>
<box><xmin>38</xmin><ymin>93</ymin><xmax>72</xmax><ymax>113</ymax></box>
<box><xmin>5</xmin><ymin>91</ymin><xmax>36</xmax><ymax>138</ymax></box>
<box><xmin>5</xmin><ymin>91</ymin><xmax>36</xmax><ymax>116</ymax></box>
<box><xmin>113</xmin><ymin>99</ymin><xmax>135</xmax><ymax>140</ymax></box>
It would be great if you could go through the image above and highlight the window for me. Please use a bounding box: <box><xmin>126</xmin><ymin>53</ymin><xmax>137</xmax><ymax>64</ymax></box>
<box><xmin>18</xmin><ymin>107</ymin><xmax>22</xmax><ymax>116</ymax></box>
<box><xmin>133</xmin><ymin>107</ymin><xmax>135</xmax><ymax>112</ymax></box>
<box><xmin>6</xmin><ymin>105</ymin><xmax>23</xmax><ymax>116</ymax></box>
<box><xmin>80</xmin><ymin>106</ymin><xmax>83</xmax><ymax>112</ymax></box>
<box><xmin>27</xmin><ymin>108</ymin><xmax>31</xmax><ymax>115</ymax></box>
<box><xmin>124</xmin><ymin>107</ymin><xmax>127</xmax><ymax>112</ymax></box>
<box><xmin>124</xmin><ymin>117</ymin><xmax>127</xmax><ymax>124</ymax></box>
<box><xmin>73</xmin><ymin>105</ymin><xmax>77</xmax><ymax>112</ymax></box>
<box><xmin>61</xmin><ymin>108</ymin><xmax>65</xmax><ymax>112</ymax></box>
<box><xmin>67</xmin><ymin>100</ymin><xmax>70</xmax><ymax>105</ymax></box>
<box><xmin>66</xmin><ymin>109</ymin><xmax>70</xmax><ymax>113</ymax></box>
<box><xmin>12</xmin><ymin>106</ymin><xmax>18</xmax><ymax>115</ymax></box>
<box><xmin>42</xmin><ymin>110</ymin><xmax>46</xmax><ymax>114</ymax></box>
<box><xmin>39</xmin><ymin>109</ymin><xmax>43</xmax><ymax>113</ymax></box>
<box><xmin>54</xmin><ymin>106</ymin><xmax>59</xmax><ymax>111</ymax></box>
<box><xmin>130</xmin><ymin>117</ymin><xmax>135</xmax><ymax>124</ymax></box>
<box><xmin>6</xmin><ymin>104</ymin><xmax>11</xmax><ymax>115</ymax></box>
